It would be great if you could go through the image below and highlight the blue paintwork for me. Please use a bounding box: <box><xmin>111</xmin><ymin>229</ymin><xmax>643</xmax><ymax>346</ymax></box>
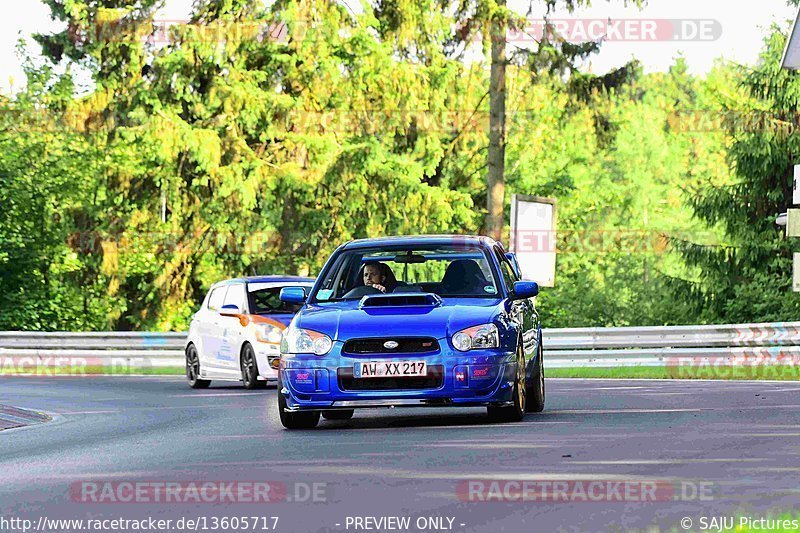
<box><xmin>268</xmin><ymin>314</ymin><xmax>297</xmax><ymax>328</ymax></box>
<box><xmin>280</xmin><ymin>286</ymin><xmax>307</xmax><ymax>305</ymax></box>
<box><xmin>280</xmin><ymin>235</ymin><xmax>543</xmax><ymax>412</ymax></box>
<box><xmin>513</xmin><ymin>281</ymin><xmax>539</xmax><ymax>299</ymax></box>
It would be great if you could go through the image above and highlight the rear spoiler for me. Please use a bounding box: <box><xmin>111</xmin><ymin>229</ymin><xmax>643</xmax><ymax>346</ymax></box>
<box><xmin>359</xmin><ymin>293</ymin><xmax>442</xmax><ymax>309</ymax></box>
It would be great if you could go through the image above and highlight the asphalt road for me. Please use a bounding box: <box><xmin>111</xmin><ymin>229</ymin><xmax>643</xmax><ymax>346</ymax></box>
<box><xmin>2</xmin><ymin>376</ymin><xmax>800</xmax><ymax>533</ymax></box>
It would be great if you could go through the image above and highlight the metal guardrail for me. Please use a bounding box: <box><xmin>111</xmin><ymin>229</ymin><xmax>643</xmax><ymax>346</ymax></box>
<box><xmin>542</xmin><ymin>322</ymin><xmax>800</xmax><ymax>368</ymax></box>
<box><xmin>0</xmin><ymin>332</ymin><xmax>185</xmax><ymax>369</ymax></box>
<box><xmin>1</xmin><ymin>322</ymin><xmax>799</xmax><ymax>370</ymax></box>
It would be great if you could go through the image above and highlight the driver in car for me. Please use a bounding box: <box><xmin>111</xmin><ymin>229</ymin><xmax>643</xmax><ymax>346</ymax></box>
<box><xmin>363</xmin><ymin>261</ymin><xmax>397</xmax><ymax>293</ymax></box>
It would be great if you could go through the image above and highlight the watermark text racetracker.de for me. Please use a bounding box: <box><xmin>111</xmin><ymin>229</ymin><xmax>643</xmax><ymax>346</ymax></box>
<box><xmin>1</xmin><ymin>515</ymin><xmax>280</xmax><ymax>532</ymax></box>
<box><xmin>66</xmin><ymin>17</ymin><xmax>721</xmax><ymax>45</ymax></box>
<box><xmin>667</xmin><ymin>353</ymin><xmax>800</xmax><ymax>380</ymax></box>
<box><xmin>70</xmin><ymin>481</ymin><xmax>329</xmax><ymax>504</ymax></box>
<box><xmin>57</xmin><ymin>228</ymin><xmax>716</xmax><ymax>257</ymax></box>
<box><xmin>456</xmin><ymin>479</ymin><xmax>714</xmax><ymax>502</ymax></box>
<box><xmin>0</xmin><ymin>356</ymin><xmax>156</xmax><ymax>376</ymax></box>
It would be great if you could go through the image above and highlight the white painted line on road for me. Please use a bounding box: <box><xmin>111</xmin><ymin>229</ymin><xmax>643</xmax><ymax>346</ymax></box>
<box><xmin>717</xmin><ymin>404</ymin><xmax>800</xmax><ymax>411</ymax></box>
<box><xmin>191</xmin><ymin>459</ymin><xmax>356</xmax><ymax>467</ymax></box>
<box><xmin>294</xmin><ymin>465</ymin><xmax>688</xmax><ymax>482</ymax></box>
<box><xmin>738</xmin><ymin>433</ymin><xmax>800</xmax><ymax>437</ymax></box>
<box><xmin>637</xmin><ymin>392</ymin><xmax>696</xmax><ymax>396</ymax></box>
<box><xmin>548</xmin><ymin>408</ymin><xmax>706</xmax><ymax>414</ymax></box>
<box><xmin>52</xmin><ymin>410</ymin><xmax>121</xmax><ymax>415</ymax></box>
<box><xmin>415</xmin><ymin>491</ymin><xmax>456</xmax><ymax>501</ymax></box>
<box><xmin>427</xmin><ymin>443</ymin><xmax>560</xmax><ymax>449</ymax></box>
<box><xmin>431</xmin><ymin>438</ymin><xmax>575</xmax><ymax>443</ymax></box>
<box><xmin>30</xmin><ymin>470</ymin><xmax>191</xmax><ymax>480</ymax></box>
<box><xmin>567</xmin><ymin>458</ymin><xmax>768</xmax><ymax>465</ymax></box>
<box><xmin>554</xmin><ymin>386</ymin><xmax>652</xmax><ymax>391</ymax></box>
<box><xmin>170</xmin><ymin>393</ymin><xmax>268</xmax><ymax>397</ymax></box>
<box><xmin>740</xmin><ymin>467</ymin><xmax>800</xmax><ymax>472</ymax></box>
<box><xmin>52</xmin><ymin>404</ymin><xmax>265</xmax><ymax>414</ymax></box>
<box><xmin>202</xmin><ymin>434</ymin><xmax>268</xmax><ymax>439</ymax></box>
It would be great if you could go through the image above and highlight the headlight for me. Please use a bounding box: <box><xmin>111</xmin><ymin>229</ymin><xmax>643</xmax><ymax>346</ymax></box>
<box><xmin>452</xmin><ymin>323</ymin><xmax>499</xmax><ymax>351</ymax></box>
<box><xmin>255</xmin><ymin>324</ymin><xmax>283</xmax><ymax>344</ymax></box>
<box><xmin>281</xmin><ymin>327</ymin><xmax>333</xmax><ymax>356</ymax></box>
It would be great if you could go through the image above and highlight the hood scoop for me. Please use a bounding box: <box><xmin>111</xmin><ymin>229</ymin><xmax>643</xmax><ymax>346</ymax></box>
<box><xmin>359</xmin><ymin>293</ymin><xmax>442</xmax><ymax>309</ymax></box>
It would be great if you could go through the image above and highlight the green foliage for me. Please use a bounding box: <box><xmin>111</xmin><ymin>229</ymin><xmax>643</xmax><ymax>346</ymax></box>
<box><xmin>674</xmin><ymin>28</ymin><xmax>800</xmax><ymax>323</ymax></box>
<box><xmin>1</xmin><ymin>0</ymin><xmax>788</xmax><ymax>331</ymax></box>
<box><xmin>0</xmin><ymin>64</ymin><xmax>122</xmax><ymax>329</ymax></box>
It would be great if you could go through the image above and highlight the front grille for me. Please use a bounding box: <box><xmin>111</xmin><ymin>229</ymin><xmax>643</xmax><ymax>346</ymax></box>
<box><xmin>342</xmin><ymin>337</ymin><xmax>440</xmax><ymax>355</ymax></box>
<box><xmin>338</xmin><ymin>365</ymin><xmax>444</xmax><ymax>391</ymax></box>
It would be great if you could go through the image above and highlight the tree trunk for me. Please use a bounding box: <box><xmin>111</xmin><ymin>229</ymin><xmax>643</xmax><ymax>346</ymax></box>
<box><xmin>485</xmin><ymin>0</ymin><xmax>507</xmax><ymax>242</ymax></box>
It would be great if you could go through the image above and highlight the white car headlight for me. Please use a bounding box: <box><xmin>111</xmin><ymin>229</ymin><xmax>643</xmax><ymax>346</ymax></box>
<box><xmin>255</xmin><ymin>323</ymin><xmax>284</xmax><ymax>344</ymax></box>
<box><xmin>281</xmin><ymin>327</ymin><xmax>333</xmax><ymax>356</ymax></box>
<box><xmin>452</xmin><ymin>323</ymin><xmax>499</xmax><ymax>352</ymax></box>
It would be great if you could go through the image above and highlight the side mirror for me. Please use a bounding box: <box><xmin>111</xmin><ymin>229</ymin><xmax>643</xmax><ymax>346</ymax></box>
<box><xmin>280</xmin><ymin>286</ymin><xmax>307</xmax><ymax>304</ymax></box>
<box><xmin>512</xmin><ymin>281</ymin><xmax>539</xmax><ymax>300</ymax></box>
<box><xmin>219</xmin><ymin>304</ymin><xmax>242</xmax><ymax>317</ymax></box>
<box><xmin>505</xmin><ymin>252</ymin><xmax>523</xmax><ymax>279</ymax></box>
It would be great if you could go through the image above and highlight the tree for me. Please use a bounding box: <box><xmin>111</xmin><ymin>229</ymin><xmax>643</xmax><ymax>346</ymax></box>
<box><xmin>674</xmin><ymin>28</ymin><xmax>800</xmax><ymax>323</ymax></box>
<box><xmin>0</xmin><ymin>59</ymin><xmax>120</xmax><ymax>330</ymax></box>
<box><xmin>441</xmin><ymin>0</ymin><xmax>642</xmax><ymax>240</ymax></box>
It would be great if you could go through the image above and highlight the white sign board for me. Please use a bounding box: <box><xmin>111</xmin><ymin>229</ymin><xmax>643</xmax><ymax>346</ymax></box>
<box><xmin>509</xmin><ymin>195</ymin><xmax>556</xmax><ymax>287</ymax></box>
<box><xmin>789</xmin><ymin>209</ymin><xmax>800</xmax><ymax>238</ymax></box>
<box><xmin>794</xmin><ymin>254</ymin><xmax>800</xmax><ymax>292</ymax></box>
<box><xmin>794</xmin><ymin>165</ymin><xmax>800</xmax><ymax>205</ymax></box>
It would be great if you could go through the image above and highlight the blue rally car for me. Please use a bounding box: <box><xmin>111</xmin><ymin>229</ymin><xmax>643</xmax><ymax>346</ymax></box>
<box><xmin>276</xmin><ymin>235</ymin><xmax>544</xmax><ymax>429</ymax></box>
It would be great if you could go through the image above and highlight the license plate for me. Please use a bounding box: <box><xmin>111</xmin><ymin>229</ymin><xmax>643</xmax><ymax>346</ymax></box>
<box><xmin>354</xmin><ymin>361</ymin><xmax>427</xmax><ymax>378</ymax></box>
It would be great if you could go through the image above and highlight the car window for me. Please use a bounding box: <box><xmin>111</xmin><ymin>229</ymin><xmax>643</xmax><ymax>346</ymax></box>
<box><xmin>313</xmin><ymin>244</ymin><xmax>500</xmax><ymax>301</ymax></box>
<box><xmin>500</xmin><ymin>261</ymin><xmax>517</xmax><ymax>291</ymax></box>
<box><xmin>207</xmin><ymin>286</ymin><xmax>227</xmax><ymax>311</ymax></box>
<box><xmin>495</xmin><ymin>249</ymin><xmax>518</xmax><ymax>291</ymax></box>
<box><xmin>248</xmin><ymin>284</ymin><xmax>308</xmax><ymax>315</ymax></box>
<box><xmin>223</xmin><ymin>283</ymin><xmax>246</xmax><ymax>310</ymax></box>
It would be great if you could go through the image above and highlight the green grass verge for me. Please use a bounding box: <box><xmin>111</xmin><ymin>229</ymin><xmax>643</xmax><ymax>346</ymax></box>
<box><xmin>547</xmin><ymin>366</ymin><xmax>800</xmax><ymax>380</ymax></box>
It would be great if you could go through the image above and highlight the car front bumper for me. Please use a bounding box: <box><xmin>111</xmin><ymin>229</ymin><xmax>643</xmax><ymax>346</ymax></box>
<box><xmin>279</xmin><ymin>342</ymin><xmax>518</xmax><ymax>411</ymax></box>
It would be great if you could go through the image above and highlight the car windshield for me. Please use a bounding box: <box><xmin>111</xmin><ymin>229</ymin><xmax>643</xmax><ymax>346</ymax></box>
<box><xmin>312</xmin><ymin>244</ymin><xmax>500</xmax><ymax>301</ymax></box>
<box><xmin>248</xmin><ymin>283</ymin><xmax>309</xmax><ymax>314</ymax></box>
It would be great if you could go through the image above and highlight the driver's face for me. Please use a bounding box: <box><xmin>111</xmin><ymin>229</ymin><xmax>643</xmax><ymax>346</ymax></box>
<box><xmin>363</xmin><ymin>265</ymin><xmax>385</xmax><ymax>286</ymax></box>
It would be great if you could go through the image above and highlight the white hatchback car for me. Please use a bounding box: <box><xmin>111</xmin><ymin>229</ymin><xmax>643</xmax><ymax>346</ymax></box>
<box><xmin>185</xmin><ymin>276</ymin><xmax>314</xmax><ymax>389</ymax></box>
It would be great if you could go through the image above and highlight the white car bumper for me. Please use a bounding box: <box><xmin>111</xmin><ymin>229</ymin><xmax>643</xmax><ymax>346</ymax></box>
<box><xmin>254</xmin><ymin>348</ymin><xmax>279</xmax><ymax>381</ymax></box>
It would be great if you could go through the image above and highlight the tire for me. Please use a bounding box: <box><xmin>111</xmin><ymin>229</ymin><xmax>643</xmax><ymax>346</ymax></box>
<box><xmin>240</xmin><ymin>343</ymin><xmax>266</xmax><ymax>390</ymax></box>
<box><xmin>186</xmin><ymin>344</ymin><xmax>211</xmax><ymax>389</ymax></box>
<box><xmin>526</xmin><ymin>332</ymin><xmax>545</xmax><ymax>413</ymax></box>
<box><xmin>322</xmin><ymin>410</ymin><xmax>354</xmax><ymax>421</ymax></box>
<box><xmin>487</xmin><ymin>349</ymin><xmax>526</xmax><ymax>423</ymax></box>
<box><xmin>277</xmin><ymin>376</ymin><xmax>320</xmax><ymax>429</ymax></box>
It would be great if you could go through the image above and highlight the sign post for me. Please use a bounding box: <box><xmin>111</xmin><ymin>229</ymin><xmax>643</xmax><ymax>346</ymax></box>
<box><xmin>789</xmin><ymin>165</ymin><xmax>800</xmax><ymax>291</ymax></box>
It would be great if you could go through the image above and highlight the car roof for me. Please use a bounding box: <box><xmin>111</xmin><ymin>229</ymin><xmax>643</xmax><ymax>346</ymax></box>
<box><xmin>342</xmin><ymin>234</ymin><xmax>497</xmax><ymax>250</ymax></box>
<box><xmin>220</xmin><ymin>275</ymin><xmax>315</xmax><ymax>285</ymax></box>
